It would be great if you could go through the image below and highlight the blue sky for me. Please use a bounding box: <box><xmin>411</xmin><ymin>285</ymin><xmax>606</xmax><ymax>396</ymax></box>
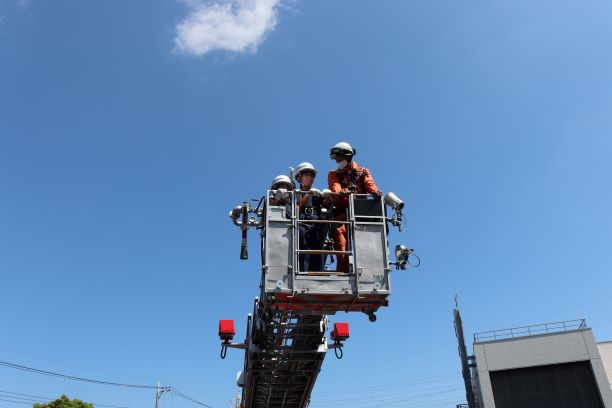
<box><xmin>1</xmin><ymin>0</ymin><xmax>612</xmax><ymax>407</ymax></box>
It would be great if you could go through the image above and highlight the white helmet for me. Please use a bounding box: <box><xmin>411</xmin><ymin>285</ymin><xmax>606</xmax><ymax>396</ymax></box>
<box><xmin>271</xmin><ymin>175</ymin><xmax>293</xmax><ymax>190</ymax></box>
<box><xmin>295</xmin><ymin>162</ymin><xmax>317</xmax><ymax>181</ymax></box>
<box><xmin>330</xmin><ymin>141</ymin><xmax>356</xmax><ymax>159</ymax></box>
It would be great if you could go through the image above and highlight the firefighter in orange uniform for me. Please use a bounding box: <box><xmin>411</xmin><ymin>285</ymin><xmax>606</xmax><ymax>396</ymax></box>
<box><xmin>327</xmin><ymin>142</ymin><xmax>382</xmax><ymax>272</ymax></box>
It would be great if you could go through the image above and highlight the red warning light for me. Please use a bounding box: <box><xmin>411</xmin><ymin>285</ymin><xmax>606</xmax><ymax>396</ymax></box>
<box><xmin>331</xmin><ymin>322</ymin><xmax>349</xmax><ymax>342</ymax></box>
<box><xmin>219</xmin><ymin>320</ymin><xmax>235</xmax><ymax>342</ymax></box>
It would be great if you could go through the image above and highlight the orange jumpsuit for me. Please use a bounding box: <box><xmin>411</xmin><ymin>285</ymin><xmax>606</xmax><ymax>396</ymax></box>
<box><xmin>327</xmin><ymin>161</ymin><xmax>382</xmax><ymax>272</ymax></box>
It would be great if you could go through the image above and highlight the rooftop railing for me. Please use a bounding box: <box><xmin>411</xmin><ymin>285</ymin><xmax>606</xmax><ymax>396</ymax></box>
<box><xmin>473</xmin><ymin>319</ymin><xmax>587</xmax><ymax>343</ymax></box>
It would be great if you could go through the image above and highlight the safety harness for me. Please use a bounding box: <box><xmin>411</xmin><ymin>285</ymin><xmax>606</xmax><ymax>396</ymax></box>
<box><xmin>336</xmin><ymin>166</ymin><xmax>368</xmax><ymax>193</ymax></box>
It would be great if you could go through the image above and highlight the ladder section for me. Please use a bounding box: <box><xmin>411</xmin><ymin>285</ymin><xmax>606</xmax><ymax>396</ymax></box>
<box><xmin>242</xmin><ymin>311</ymin><xmax>327</xmax><ymax>408</ymax></box>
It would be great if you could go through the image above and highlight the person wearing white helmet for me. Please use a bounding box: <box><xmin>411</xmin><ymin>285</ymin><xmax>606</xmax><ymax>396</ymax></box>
<box><xmin>294</xmin><ymin>162</ymin><xmax>327</xmax><ymax>272</ymax></box>
<box><xmin>295</xmin><ymin>162</ymin><xmax>318</xmax><ymax>196</ymax></box>
<box><xmin>328</xmin><ymin>142</ymin><xmax>382</xmax><ymax>272</ymax></box>
<box><xmin>270</xmin><ymin>174</ymin><xmax>294</xmax><ymax>206</ymax></box>
<box><xmin>271</xmin><ymin>174</ymin><xmax>293</xmax><ymax>190</ymax></box>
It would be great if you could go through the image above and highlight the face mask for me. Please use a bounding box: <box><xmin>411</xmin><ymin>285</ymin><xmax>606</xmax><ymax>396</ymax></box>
<box><xmin>337</xmin><ymin>160</ymin><xmax>348</xmax><ymax>170</ymax></box>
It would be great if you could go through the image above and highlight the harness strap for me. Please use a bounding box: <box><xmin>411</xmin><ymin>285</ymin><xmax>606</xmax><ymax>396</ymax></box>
<box><xmin>336</xmin><ymin>166</ymin><xmax>367</xmax><ymax>192</ymax></box>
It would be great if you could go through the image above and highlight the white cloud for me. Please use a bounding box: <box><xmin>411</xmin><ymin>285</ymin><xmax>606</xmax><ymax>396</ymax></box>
<box><xmin>175</xmin><ymin>0</ymin><xmax>281</xmax><ymax>57</ymax></box>
<box><xmin>16</xmin><ymin>0</ymin><xmax>31</xmax><ymax>9</ymax></box>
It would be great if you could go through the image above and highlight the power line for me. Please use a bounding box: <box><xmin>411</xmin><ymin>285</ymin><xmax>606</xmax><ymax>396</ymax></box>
<box><xmin>0</xmin><ymin>359</ymin><xmax>214</xmax><ymax>408</ymax></box>
<box><xmin>312</xmin><ymin>396</ymin><xmax>463</xmax><ymax>408</ymax></box>
<box><xmin>0</xmin><ymin>390</ymin><xmax>129</xmax><ymax>408</ymax></box>
<box><xmin>171</xmin><ymin>389</ymin><xmax>214</xmax><ymax>408</ymax></box>
<box><xmin>350</xmin><ymin>388</ymin><xmax>464</xmax><ymax>408</ymax></box>
<box><xmin>312</xmin><ymin>372</ymin><xmax>458</xmax><ymax>395</ymax></box>
<box><xmin>313</xmin><ymin>385</ymin><xmax>462</xmax><ymax>404</ymax></box>
<box><xmin>311</xmin><ymin>385</ymin><xmax>464</xmax><ymax>407</ymax></box>
<box><xmin>0</xmin><ymin>345</ymin><xmax>156</xmax><ymax>384</ymax></box>
<box><xmin>0</xmin><ymin>394</ymin><xmax>41</xmax><ymax>403</ymax></box>
<box><xmin>0</xmin><ymin>360</ymin><xmax>156</xmax><ymax>389</ymax></box>
<box><xmin>0</xmin><ymin>397</ymin><xmax>33</xmax><ymax>405</ymax></box>
<box><xmin>0</xmin><ymin>391</ymin><xmax>47</xmax><ymax>400</ymax></box>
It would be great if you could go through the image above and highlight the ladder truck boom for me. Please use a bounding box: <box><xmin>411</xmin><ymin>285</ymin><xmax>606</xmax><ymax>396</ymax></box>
<box><xmin>222</xmin><ymin>190</ymin><xmax>416</xmax><ymax>408</ymax></box>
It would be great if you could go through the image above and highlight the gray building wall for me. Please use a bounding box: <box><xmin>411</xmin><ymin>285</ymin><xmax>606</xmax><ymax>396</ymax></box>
<box><xmin>599</xmin><ymin>341</ymin><xmax>612</xmax><ymax>390</ymax></box>
<box><xmin>473</xmin><ymin>329</ymin><xmax>612</xmax><ymax>407</ymax></box>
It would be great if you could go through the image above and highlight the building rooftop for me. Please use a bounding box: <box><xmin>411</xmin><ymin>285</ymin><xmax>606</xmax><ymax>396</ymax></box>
<box><xmin>473</xmin><ymin>318</ymin><xmax>587</xmax><ymax>343</ymax></box>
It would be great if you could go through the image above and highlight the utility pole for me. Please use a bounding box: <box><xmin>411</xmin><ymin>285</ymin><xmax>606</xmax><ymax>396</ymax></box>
<box><xmin>227</xmin><ymin>392</ymin><xmax>241</xmax><ymax>408</ymax></box>
<box><xmin>155</xmin><ymin>381</ymin><xmax>161</xmax><ymax>408</ymax></box>
<box><xmin>155</xmin><ymin>381</ymin><xmax>172</xmax><ymax>408</ymax></box>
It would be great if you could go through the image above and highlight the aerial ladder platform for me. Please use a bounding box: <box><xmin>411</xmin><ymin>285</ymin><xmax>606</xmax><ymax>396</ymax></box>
<box><xmin>221</xmin><ymin>190</ymin><xmax>416</xmax><ymax>408</ymax></box>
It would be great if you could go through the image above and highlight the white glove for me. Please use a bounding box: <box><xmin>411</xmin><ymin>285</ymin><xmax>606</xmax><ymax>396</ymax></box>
<box><xmin>321</xmin><ymin>188</ymin><xmax>332</xmax><ymax>198</ymax></box>
<box><xmin>309</xmin><ymin>188</ymin><xmax>321</xmax><ymax>197</ymax></box>
<box><xmin>275</xmin><ymin>189</ymin><xmax>289</xmax><ymax>201</ymax></box>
